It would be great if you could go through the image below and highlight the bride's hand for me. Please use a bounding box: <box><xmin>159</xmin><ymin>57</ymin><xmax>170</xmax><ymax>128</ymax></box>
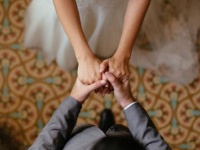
<box><xmin>100</xmin><ymin>54</ymin><xmax>130</xmax><ymax>83</ymax></box>
<box><xmin>77</xmin><ymin>55</ymin><xmax>102</xmax><ymax>85</ymax></box>
<box><xmin>95</xmin><ymin>73</ymin><xmax>113</xmax><ymax>95</ymax></box>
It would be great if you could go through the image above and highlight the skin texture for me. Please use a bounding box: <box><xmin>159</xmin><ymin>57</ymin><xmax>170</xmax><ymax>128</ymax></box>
<box><xmin>105</xmin><ymin>72</ymin><xmax>135</xmax><ymax>108</ymax></box>
<box><xmin>70</xmin><ymin>79</ymin><xmax>106</xmax><ymax>104</ymax></box>
<box><xmin>53</xmin><ymin>0</ymin><xmax>151</xmax><ymax>87</ymax></box>
<box><xmin>53</xmin><ymin>0</ymin><xmax>101</xmax><ymax>85</ymax></box>
<box><xmin>100</xmin><ymin>0</ymin><xmax>151</xmax><ymax>83</ymax></box>
<box><xmin>70</xmin><ymin>72</ymin><xmax>135</xmax><ymax>108</ymax></box>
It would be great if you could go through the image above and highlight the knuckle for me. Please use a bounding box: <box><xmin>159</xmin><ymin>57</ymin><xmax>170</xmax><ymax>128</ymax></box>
<box><xmin>80</xmin><ymin>78</ymin><xmax>86</xmax><ymax>84</ymax></box>
<box><xmin>90</xmin><ymin>78</ymin><xmax>95</xmax><ymax>84</ymax></box>
<box><xmin>86</xmin><ymin>78</ymin><xmax>93</xmax><ymax>85</ymax></box>
<box><xmin>121</xmin><ymin>70</ymin><xmax>125</xmax><ymax>74</ymax></box>
<box><xmin>94</xmin><ymin>74</ymin><xmax>101</xmax><ymax>81</ymax></box>
<box><xmin>110</xmin><ymin>68</ymin><xmax>115</xmax><ymax>73</ymax></box>
<box><xmin>111</xmin><ymin>77</ymin><xmax>117</xmax><ymax>83</ymax></box>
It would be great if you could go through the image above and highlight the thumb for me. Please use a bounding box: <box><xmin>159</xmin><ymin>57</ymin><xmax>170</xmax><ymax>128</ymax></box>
<box><xmin>100</xmin><ymin>60</ymin><xmax>109</xmax><ymax>73</ymax></box>
<box><xmin>88</xmin><ymin>80</ymin><xmax>106</xmax><ymax>92</ymax></box>
<box><xmin>105</xmin><ymin>72</ymin><xmax>121</xmax><ymax>89</ymax></box>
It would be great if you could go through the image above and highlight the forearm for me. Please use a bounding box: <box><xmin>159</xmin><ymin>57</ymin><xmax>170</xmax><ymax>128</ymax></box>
<box><xmin>29</xmin><ymin>97</ymin><xmax>82</xmax><ymax>150</ymax></box>
<box><xmin>53</xmin><ymin>0</ymin><xmax>93</xmax><ymax>60</ymax></box>
<box><xmin>124</xmin><ymin>103</ymin><xmax>171</xmax><ymax>150</ymax></box>
<box><xmin>116</xmin><ymin>0</ymin><xmax>151</xmax><ymax>58</ymax></box>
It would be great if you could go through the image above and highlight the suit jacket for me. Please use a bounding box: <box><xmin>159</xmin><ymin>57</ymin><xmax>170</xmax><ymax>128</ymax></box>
<box><xmin>29</xmin><ymin>97</ymin><xmax>171</xmax><ymax>150</ymax></box>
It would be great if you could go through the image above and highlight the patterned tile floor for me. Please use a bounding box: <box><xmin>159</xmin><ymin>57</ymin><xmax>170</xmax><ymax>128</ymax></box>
<box><xmin>0</xmin><ymin>0</ymin><xmax>199</xmax><ymax>149</ymax></box>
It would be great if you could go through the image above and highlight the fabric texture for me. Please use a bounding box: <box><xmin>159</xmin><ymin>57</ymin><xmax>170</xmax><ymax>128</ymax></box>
<box><xmin>24</xmin><ymin>0</ymin><xmax>128</xmax><ymax>71</ymax></box>
<box><xmin>28</xmin><ymin>97</ymin><xmax>171</xmax><ymax>150</ymax></box>
<box><xmin>24</xmin><ymin>0</ymin><xmax>200</xmax><ymax>84</ymax></box>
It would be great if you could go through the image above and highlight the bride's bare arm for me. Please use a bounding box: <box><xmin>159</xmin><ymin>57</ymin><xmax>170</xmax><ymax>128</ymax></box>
<box><xmin>53</xmin><ymin>0</ymin><xmax>92</xmax><ymax>59</ymax></box>
<box><xmin>100</xmin><ymin>0</ymin><xmax>151</xmax><ymax>82</ymax></box>
<box><xmin>53</xmin><ymin>0</ymin><xmax>101</xmax><ymax>84</ymax></box>
<box><xmin>117</xmin><ymin>0</ymin><xmax>151</xmax><ymax>58</ymax></box>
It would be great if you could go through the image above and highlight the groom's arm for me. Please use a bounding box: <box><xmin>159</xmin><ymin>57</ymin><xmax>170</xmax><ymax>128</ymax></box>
<box><xmin>29</xmin><ymin>97</ymin><xmax>82</xmax><ymax>150</ymax></box>
<box><xmin>105</xmin><ymin>71</ymin><xmax>171</xmax><ymax>150</ymax></box>
<box><xmin>29</xmin><ymin>78</ymin><xmax>106</xmax><ymax>150</ymax></box>
<box><xmin>124</xmin><ymin>103</ymin><xmax>171</xmax><ymax>150</ymax></box>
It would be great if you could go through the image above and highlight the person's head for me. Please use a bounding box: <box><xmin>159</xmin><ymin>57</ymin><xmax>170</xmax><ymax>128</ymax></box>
<box><xmin>91</xmin><ymin>136</ymin><xmax>145</xmax><ymax>150</ymax></box>
<box><xmin>0</xmin><ymin>127</ymin><xmax>24</xmax><ymax>150</ymax></box>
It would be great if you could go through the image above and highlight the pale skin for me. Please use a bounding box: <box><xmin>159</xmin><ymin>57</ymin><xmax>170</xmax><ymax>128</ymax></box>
<box><xmin>70</xmin><ymin>72</ymin><xmax>135</xmax><ymax>108</ymax></box>
<box><xmin>53</xmin><ymin>0</ymin><xmax>151</xmax><ymax>87</ymax></box>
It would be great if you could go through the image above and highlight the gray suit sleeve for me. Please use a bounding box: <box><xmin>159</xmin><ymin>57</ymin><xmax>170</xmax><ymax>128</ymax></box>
<box><xmin>124</xmin><ymin>103</ymin><xmax>171</xmax><ymax>150</ymax></box>
<box><xmin>29</xmin><ymin>97</ymin><xmax>82</xmax><ymax>150</ymax></box>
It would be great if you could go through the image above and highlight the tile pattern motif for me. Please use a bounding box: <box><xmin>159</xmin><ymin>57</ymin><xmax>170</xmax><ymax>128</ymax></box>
<box><xmin>0</xmin><ymin>0</ymin><xmax>200</xmax><ymax>149</ymax></box>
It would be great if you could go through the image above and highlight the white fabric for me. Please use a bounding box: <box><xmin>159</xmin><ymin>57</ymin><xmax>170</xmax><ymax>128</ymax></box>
<box><xmin>24</xmin><ymin>0</ymin><xmax>200</xmax><ymax>84</ymax></box>
<box><xmin>132</xmin><ymin>0</ymin><xmax>200</xmax><ymax>84</ymax></box>
<box><xmin>124</xmin><ymin>102</ymin><xmax>137</xmax><ymax>111</ymax></box>
<box><xmin>24</xmin><ymin>0</ymin><xmax>128</xmax><ymax>71</ymax></box>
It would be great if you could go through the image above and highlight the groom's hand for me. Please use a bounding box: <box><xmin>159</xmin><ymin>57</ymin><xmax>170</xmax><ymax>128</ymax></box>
<box><xmin>70</xmin><ymin>78</ymin><xmax>106</xmax><ymax>104</ymax></box>
<box><xmin>105</xmin><ymin>72</ymin><xmax>135</xmax><ymax>108</ymax></box>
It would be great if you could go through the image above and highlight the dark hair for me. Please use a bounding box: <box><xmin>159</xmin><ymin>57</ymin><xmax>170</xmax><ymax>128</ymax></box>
<box><xmin>91</xmin><ymin>136</ymin><xmax>145</xmax><ymax>150</ymax></box>
<box><xmin>0</xmin><ymin>127</ymin><xmax>28</xmax><ymax>150</ymax></box>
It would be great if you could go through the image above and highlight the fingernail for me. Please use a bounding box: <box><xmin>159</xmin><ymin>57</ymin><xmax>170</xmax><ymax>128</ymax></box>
<box><xmin>101</xmin><ymin>80</ymin><xmax>106</xmax><ymax>84</ymax></box>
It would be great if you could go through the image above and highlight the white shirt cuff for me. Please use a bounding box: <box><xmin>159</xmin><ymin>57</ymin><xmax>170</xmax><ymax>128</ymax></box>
<box><xmin>123</xmin><ymin>102</ymin><xmax>137</xmax><ymax>110</ymax></box>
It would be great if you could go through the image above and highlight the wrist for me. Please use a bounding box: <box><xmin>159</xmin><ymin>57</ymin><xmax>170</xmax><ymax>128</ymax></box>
<box><xmin>113</xmin><ymin>51</ymin><xmax>131</xmax><ymax>61</ymax></box>
<box><xmin>70</xmin><ymin>95</ymin><xmax>83</xmax><ymax>105</ymax></box>
<box><xmin>70</xmin><ymin>87</ymin><xmax>86</xmax><ymax>104</ymax></box>
<box><xmin>120</xmin><ymin>97</ymin><xmax>135</xmax><ymax>108</ymax></box>
<box><xmin>70</xmin><ymin>93</ymin><xmax>84</xmax><ymax>104</ymax></box>
<box><xmin>76</xmin><ymin>50</ymin><xmax>94</xmax><ymax>63</ymax></box>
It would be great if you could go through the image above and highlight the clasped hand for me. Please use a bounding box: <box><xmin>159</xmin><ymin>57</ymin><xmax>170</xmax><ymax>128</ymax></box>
<box><xmin>77</xmin><ymin>54</ymin><xmax>130</xmax><ymax>95</ymax></box>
